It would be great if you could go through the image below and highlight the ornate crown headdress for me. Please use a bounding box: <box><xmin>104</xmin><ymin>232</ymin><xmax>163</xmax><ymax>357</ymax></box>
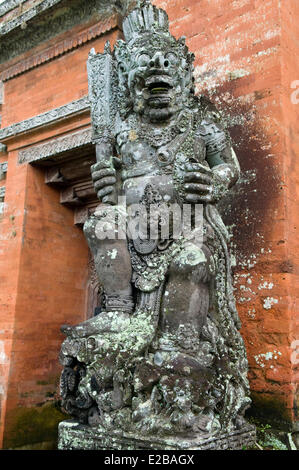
<box><xmin>122</xmin><ymin>0</ymin><xmax>171</xmax><ymax>44</ymax></box>
<box><xmin>118</xmin><ymin>0</ymin><xmax>194</xmax><ymax>67</ymax></box>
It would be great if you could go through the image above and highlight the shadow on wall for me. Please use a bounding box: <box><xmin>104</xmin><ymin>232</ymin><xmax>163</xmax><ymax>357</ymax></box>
<box><xmin>201</xmin><ymin>85</ymin><xmax>294</xmax><ymax>428</ymax></box>
<box><xmin>204</xmin><ymin>88</ymin><xmax>282</xmax><ymax>265</ymax></box>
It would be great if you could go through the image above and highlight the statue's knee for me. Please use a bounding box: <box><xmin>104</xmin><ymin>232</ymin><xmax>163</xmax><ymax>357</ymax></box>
<box><xmin>170</xmin><ymin>243</ymin><xmax>213</xmax><ymax>282</ymax></box>
<box><xmin>170</xmin><ymin>243</ymin><xmax>206</xmax><ymax>272</ymax></box>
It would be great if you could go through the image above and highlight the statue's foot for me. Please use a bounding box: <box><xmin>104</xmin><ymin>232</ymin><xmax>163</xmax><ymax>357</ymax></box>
<box><xmin>61</xmin><ymin>311</ymin><xmax>131</xmax><ymax>339</ymax></box>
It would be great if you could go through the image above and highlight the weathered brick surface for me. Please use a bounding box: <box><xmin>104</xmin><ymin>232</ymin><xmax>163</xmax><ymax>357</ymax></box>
<box><xmin>0</xmin><ymin>0</ymin><xmax>298</xmax><ymax>448</ymax></box>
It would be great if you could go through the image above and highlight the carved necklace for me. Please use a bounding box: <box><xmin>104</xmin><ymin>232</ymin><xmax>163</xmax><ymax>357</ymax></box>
<box><xmin>127</xmin><ymin>110</ymin><xmax>193</xmax><ymax>148</ymax></box>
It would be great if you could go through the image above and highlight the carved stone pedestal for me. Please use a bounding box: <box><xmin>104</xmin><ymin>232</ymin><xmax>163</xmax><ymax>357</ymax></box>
<box><xmin>58</xmin><ymin>420</ymin><xmax>256</xmax><ymax>451</ymax></box>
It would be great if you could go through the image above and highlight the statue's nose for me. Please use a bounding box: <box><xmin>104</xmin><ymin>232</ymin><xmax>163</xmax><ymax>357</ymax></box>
<box><xmin>149</xmin><ymin>52</ymin><xmax>168</xmax><ymax>70</ymax></box>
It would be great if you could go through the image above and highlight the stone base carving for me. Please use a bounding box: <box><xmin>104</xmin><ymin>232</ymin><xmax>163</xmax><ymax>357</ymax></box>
<box><xmin>58</xmin><ymin>420</ymin><xmax>256</xmax><ymax>450</ymax></box>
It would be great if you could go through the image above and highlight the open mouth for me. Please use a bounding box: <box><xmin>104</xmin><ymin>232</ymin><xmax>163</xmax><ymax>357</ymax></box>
<box><xmin>145</xmin><ymin>75</ymin><xmax>173</xmax><ymax>95</ymax></box>
<box><xmin>148</xmin><ymin>81</ymin><xmax>172</xmax><ymax>95</ymax></box>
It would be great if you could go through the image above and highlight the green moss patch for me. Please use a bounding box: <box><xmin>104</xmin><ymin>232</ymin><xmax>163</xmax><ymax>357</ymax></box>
<box><xmin>3</xmin><ymin>402</ymin><xmax>68</xmax><ymax>449</ymax></box>
<box><xmin>247</xmin><ymin>392</ymin><xmax>294</xmax><ymax>431</ymax></box>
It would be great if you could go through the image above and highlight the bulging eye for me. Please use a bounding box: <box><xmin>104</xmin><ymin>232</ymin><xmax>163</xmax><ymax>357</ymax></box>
<box><xmin>165</xmin><ymin>52</ymin><xmax>178</xmax><ymax>65</ymax></box>
<box><xmin>138</xmin><ymin>54</ymin><xmax>150</xmax><ymax>67</ymax></box>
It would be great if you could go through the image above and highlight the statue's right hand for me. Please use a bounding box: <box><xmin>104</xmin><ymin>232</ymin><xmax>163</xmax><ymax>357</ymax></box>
<box><xmin>91</xmin><ymin>161</ymin><xmax>117</xmax><ymax>200</ymax></box>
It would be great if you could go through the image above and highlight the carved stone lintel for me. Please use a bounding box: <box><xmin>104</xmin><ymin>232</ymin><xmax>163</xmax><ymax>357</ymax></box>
<box><xmin>0</xmin><ymin>98</ymin><xmax>89</xmax><ymax>143</ymax></box>
<box><xmin>18</xmin><ymin>127</ymin><xmax>92</xmax><ymax>165</ymax></box>
<box><xmin>0</xmin><ymin>0</ymin><xmax>63</xmax><ymax>37</ymax></box>
<box><xmin>0</xmin><ymin>0</ymin><xmax>27</xmax><ymax>18</ymax></box>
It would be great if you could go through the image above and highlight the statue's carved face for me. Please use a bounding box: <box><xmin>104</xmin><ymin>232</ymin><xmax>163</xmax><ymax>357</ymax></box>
<box><xmin>117</xmin><ymin>37</ymin><xmax>194</xmax><ymax>122</ymax></box>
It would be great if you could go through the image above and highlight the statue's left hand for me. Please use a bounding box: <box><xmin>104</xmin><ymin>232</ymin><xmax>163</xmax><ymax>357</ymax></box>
<box><xmin>183</xmin><ymin>162</ymin><xmax>226</xmax><ymax>204</ymax></box>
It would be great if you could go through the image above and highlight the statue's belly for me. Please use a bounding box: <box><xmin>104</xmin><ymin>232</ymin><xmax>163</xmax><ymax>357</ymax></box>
<box><xmin>123</xmin><ymin>174</ymin><xmax>176</xmax><ymax>206</ymax></box>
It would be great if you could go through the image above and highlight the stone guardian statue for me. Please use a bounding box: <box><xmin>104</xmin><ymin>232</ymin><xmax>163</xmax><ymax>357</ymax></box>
<box><xmin>58</xmin><ymin>0</ymin><xmax>255</xmax><ymax>450</ymax></box>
